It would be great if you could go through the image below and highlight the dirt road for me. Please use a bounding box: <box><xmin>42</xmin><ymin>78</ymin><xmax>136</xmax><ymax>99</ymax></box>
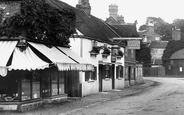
<box><xmin>66</xmin><ymin>77</ymin><xmax>184</xmax><ymax>115</ymax></box>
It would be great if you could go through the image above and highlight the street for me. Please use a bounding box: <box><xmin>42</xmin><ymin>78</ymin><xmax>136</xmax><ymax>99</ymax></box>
<box><xmin>65</xmin><ymin>77</ymin><xmax>184</xmax><ymax>115</ymax></box>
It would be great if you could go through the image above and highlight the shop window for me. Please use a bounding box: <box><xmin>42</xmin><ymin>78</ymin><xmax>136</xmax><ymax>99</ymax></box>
<box><xmin>41</xmin><ymin>71</ymin><xmax>51</xmax><ymax>97</ymax></box>
<box><xmin>22</xmin><ymin>72</ymin><xmax>31</xmax><ymax>101</ymax></box>
<box><xmin>51</xmin><ymin>73</ymin><xmax>58</xmax><ymax>95</ymax></box>
<box><xmin>59</xmin><ymin>72</ymin><xmax>65</xmax><ymax>94</ymax></box>
<box><xmin>116</xmin><ymin>65</ymin><xmax>123</xmax><ymax>79</ymax></box>
<box><xmin>32</xmin><ymin>72</ymin><xmax>40</xmax><ymax>99</ymax></box>
<box><xmin>85</xmin><ymin>66</ymin><xmax>97</xmax><ymax>81</ymax></box>
<box><xmin>22</xmin><ymin>71</ymin><xmax>41</xmax><ymax>101</ymax></box>
<box><xmin>0</xmin><ymin>71</ymin><xmax>19</xmax><ymax>102</ymax></box>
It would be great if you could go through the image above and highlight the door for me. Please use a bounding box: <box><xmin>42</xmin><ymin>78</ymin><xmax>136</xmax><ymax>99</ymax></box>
<box><xmin>99</xmin><ymin>64</ymin><xmax>103</xmax><ymax>92</ymax></box>
<box><xmin>65</xmin><ymin>71</ymin><xmax>81</xmax><ymax>97</ymax></box>
<box><xmin>111</xmin><ymin>64</ymin><xmax>115</xmax><ymax>89</ymax></box>
<box><xmin>128</xmin><ymin>66</ymin><xmax>131</xmax><ymax>85</ymax></box>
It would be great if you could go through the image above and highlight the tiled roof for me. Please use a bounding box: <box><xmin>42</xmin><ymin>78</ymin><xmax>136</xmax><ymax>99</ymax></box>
<box><xmin>170</xmin><ymin>48</ymin><xmax>184</xmax><ymax>59</ymax></box>
<box><xmin>47</xmin><ymin>0</ymin><xmax>119</xmax><ymax>44</ymax></box>
<box><xmin>109</xmin><ymin>24</ymin><xmax>140</xmax><ymax>37</ymax></box>
<box><xmin>149</xmin><ymin>41</ymin><xmax>168</xmax><ymax>48</ymax></box>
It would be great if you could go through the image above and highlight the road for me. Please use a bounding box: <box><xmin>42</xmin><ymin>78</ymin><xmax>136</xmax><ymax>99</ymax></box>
<box><xmin>66</xmin><ymin>77</ymin><xmax>184</xmax><ymax>115</ymax></box>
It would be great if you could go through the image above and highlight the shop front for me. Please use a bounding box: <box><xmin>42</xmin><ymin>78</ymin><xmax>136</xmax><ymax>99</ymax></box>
<box><xmin>0</xmin><ymin>39</ymin><xmax>93</xmax><ymax>111</ymax></box>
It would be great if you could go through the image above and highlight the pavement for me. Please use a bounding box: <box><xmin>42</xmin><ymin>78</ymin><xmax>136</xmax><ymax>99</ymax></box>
<box><xmin>2</xmin><ymin>79</ymin><xmax>157</xmax><ymax>115</ymax></box>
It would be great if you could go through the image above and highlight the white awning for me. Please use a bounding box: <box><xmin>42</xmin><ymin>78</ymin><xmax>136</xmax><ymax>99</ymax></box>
<box><xmin>0</xmin><ymin>41</ymin><xmax>18</xmax><ymax>76</ymax></box>
<box><xmin>0</xmin><ymin>41</ymin><xmax>18</xmax><ymax>67</ymax></box>
<box><xmin>8</xmin><ymin>46</ymin><xmax>49</xmax><ymax>71</ymax></box>
<box><xmin>57</xmin><ymin>47</ymin><xmax>93</xmax><ymax>71</ymax></box>
<box><xmin>29</xmin><ymin>42</ymin><xmax>83</xmax><ymax>71</ymax></box>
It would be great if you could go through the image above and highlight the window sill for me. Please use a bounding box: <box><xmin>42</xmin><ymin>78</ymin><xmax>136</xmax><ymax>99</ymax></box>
<box><xmin>117</xmin><ymin>77</ymin><xmax>123</xmax><ymax>80</ymax></box>
<box><xmin>87</xmin><ymin>79</ymin><xmax>96</xmax><ymax>83</ymax></box>
<box><xmin>104</xmin><ymin>78</ymin><xmax>111</xmax><ymax>81</ymax></box>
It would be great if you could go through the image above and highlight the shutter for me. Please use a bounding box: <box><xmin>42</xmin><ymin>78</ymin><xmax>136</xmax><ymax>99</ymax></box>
<box><xmin>102</xmin><ymin>65</ymin><xmax>105</xmax><ymax>79</ymax></box>
<box><xmin>120</xmin><ymin>66</ymin><xmax>124</xmax><ymax>78</ymax></box>
<box><xmin>116</xmin><ymin>66</ymin><xmax>119</xmax><ymax>79</ymax></box>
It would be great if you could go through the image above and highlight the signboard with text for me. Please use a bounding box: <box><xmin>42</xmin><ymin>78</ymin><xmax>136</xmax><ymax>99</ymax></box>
<box><xmin>127</xmin><ymin>40</ymin><xmax>140</xmax><ymax>49</ymax></box>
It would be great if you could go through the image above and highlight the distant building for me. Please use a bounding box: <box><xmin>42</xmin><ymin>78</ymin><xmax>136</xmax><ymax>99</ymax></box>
<box><xmin>105</xmin><ymin>4</ymin><xmax>125</xmax><ymax>25</ymax></box>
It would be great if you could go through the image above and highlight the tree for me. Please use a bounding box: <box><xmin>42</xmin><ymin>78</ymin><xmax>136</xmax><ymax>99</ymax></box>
<box><xmin>0</xmin><ymin>0</ymin><xmax>76</xmax><ymax>46</ymax></box>
<box><xmin>136</xmin><ymin>43</ymin><xmax>151</xmax><ymax>67</ymax></box>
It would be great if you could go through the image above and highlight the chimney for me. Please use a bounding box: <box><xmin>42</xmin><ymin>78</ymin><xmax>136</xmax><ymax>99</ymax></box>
<box><xmin>109</xmin><ymin>4</ymin><xmax>118</xmax><ymax>20</ymax></box>
<box><xmin>76</xmin><ymin>0</ymin><xmax>91</xmax><ymax>15</ymax></box>
<box><xmin>172</xmin><ymin>27</ymin><xmax>181</xmax><ymax>40</ymax></box>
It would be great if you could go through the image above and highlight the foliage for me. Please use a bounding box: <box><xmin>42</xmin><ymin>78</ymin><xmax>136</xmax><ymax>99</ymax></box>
<box><xmin>162</xmin><ymin>40</ymin><xmax>184</xmax><ymax>65</ymax></box>
<box><xmin>90</xmin><ymin>46</ymin><xmax>101</xmax><ymax>54</ymax></box>
<box><xmin>136</xmin><ymin>43</ymin><xmax>151</xmax><ymax>67</ymax></box>
<box><xmin>138</xmin><ymin>24</ymin><xmax>147</xmax><ymax>31</ymax></box>
<box><xmin>0</xmin><ymin>0</ymin><xmax>76</xmax><ymax>46</ymax></box>
<box><xmin>102</xmin><ymin>47</ymin><xmax>110</xmax><ymax>55</ymax></box>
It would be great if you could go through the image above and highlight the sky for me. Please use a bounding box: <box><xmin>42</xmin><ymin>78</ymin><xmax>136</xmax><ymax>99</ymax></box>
<box><xmin>60</xmin><ymin>0</ymin><xmax>184</xmax><ymax>28</ymax></box>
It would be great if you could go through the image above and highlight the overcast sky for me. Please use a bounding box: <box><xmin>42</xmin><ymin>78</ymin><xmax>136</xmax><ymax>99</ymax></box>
<box><xmin>60</xmin><ymin>0</ymin><xmax>184</xmax><ymax>27</ymax></box>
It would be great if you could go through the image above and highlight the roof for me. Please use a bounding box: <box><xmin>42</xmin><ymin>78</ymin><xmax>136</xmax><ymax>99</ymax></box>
<box><xmin>149</xmin><ymin>41</ymin><xmax>168</xmax><ymax>48</ymax></box>
<box><xmin>109</xmin><ymin>24</ymin><xmax>140</xmax><ymax>37</ymax></box>
<box><xmin>47</xmin><ymin>0</ymin><xmax>119</xmax><ymax>44</ymax></box>
<box><xmin>152</xmin><ymin>59</ymin><xmax>163</xmax><ymax>65</ymax></box>
<box><xmin>170</xmin><ymin>48</ymin><xmax>184</xmax><ymax>59</ymax></box>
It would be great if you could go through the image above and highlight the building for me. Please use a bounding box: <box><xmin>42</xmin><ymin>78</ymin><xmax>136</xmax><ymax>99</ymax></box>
<box><xmin>0</xmin><ymin>0</ymin><xmax>94</xmax><ymax>112</ymax></box>
<box><xmin>105</xmin><ymin>4</ymin><xmax>125</xmax><ymax>25</ymax></box>
<box><xmin>105</xmin><ymin>4</ymin><xmax>143</xmax><ymax>86</ymax></box>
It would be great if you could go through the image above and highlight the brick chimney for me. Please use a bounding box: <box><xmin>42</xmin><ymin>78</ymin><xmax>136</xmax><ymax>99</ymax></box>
<box><xmin>76</xmin><ymin>0</ymin><xmax>91</xmax><ymax>15</ymax></box>
<box><xmin>172</xmin><ymin>27</ymin><xmax>181</xmax><ymax>40</ymax></box>
<box><xmin>109</xmin><ymin>4</ymin><xmax>118</xmax><ymax>20</ymax></box>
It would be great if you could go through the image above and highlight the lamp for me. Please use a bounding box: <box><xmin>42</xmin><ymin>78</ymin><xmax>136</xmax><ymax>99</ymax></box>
<box><xmin>16</xmin><ymin>37</ymin><xmax>27</xmax><ymax>52</ymax></box>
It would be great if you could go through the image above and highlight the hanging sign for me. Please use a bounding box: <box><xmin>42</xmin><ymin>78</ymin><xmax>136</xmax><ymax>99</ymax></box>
<box><xmin>127</xmin><ymin>40</ymin><xmax>140</xmax><ymax>49</ymax></box>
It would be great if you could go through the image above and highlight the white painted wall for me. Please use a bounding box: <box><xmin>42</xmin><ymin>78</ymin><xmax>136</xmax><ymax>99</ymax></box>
<box><xmin>70</xmin><ymin>35</ymin><xmax>125</xmax><ymax>96</ymax></box>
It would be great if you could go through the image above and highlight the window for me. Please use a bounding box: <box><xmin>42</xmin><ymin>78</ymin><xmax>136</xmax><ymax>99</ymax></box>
<box><xmin>32</xmin><ymin>72</ymin><xmax>40</xmax><ymax>99</ymax></box>
<box><xmin>85</xmin><ymin>66</ymin><xmax>97</xmax><ymax>81</ymax></box>
<box><xmin>51</xmin><ymin>73</ymin><xmax>58</xmax><ymax>95</ymax></box>
<box><xmin>125</xmin><ymin>67</ymin><xmax>128</xmax><ymax>80</ymax></box>
<box><xmin>105</xmin><ymin>65</ymin><xmax>110</xmax><ymax>78</ymax></box>
<box><xmin>59</xmin><ymin>72</ymin><xmax>65</xmax><ymax>94</ymax></box>
<box><xmin>131</xmin><ymin>49</ymin><xmax>134</xmax><ymax>58</ymax></box>
<box><xmin>0</xmin><ymin>71</ymin><xmax>19</xmax><ymax>102</ymax></box>
<box><xmin>92</xmin><ymin>40</ymin><xmax>97</xmax><ymax>47</ymax></box>
<box><xmin>22</xmin><ymin>72</ymin><xmax>31</xmax><ymax>101</ymax></box>
<box><xmin>168</xmin><ymin>65</ymin><xmax>171</xmax><ymax>70</ymax></box>
<box><xmin>22</xmin><ymin>71</ymin><xmax>41</xmax><ymax>101</ymax></box>
<box><xmin>180</xmin><ymin>67</ymin><xmax>183</xmax><ymax>72</ymax></box>
<box><xmin>41</xmin><ymin>71</ymin><xmax>51</xmax><ymax>97</ymax></box>
<box><xmin>116</xmin><ymin>65</ymin><xmax>123</xmax><ymax>79</ymax></box>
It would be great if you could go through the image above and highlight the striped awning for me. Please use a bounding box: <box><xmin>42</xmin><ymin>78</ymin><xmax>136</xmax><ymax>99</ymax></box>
<box><xmin>57</xmin><ymin>47</ymin><xmax>93</xmax><ymax>71</ymax></box>
<box><xmin>0</xmin><ymin>41</ymin><xmax>18</xmax><ymax>67</ymax></box>
<box><xmin>0</xmin><ymin>41</ymin><xmax>18</xmax><ymax>76</ymax></box>
<box><xmin>8</xmin><ymin>46</ymin><xmax>49</xmax><ymax>71</ymax></box>
<box><xmin>29</xmin><ymin>42</ymin><xmax>91</xmax><ymax>71</ymax></box>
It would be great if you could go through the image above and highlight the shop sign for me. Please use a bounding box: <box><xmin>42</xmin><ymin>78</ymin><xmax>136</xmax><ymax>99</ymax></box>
<box><xmin>127</xmin><ymin>40</ymin><xmax>140</xmax><ymax>49</ymax></box>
